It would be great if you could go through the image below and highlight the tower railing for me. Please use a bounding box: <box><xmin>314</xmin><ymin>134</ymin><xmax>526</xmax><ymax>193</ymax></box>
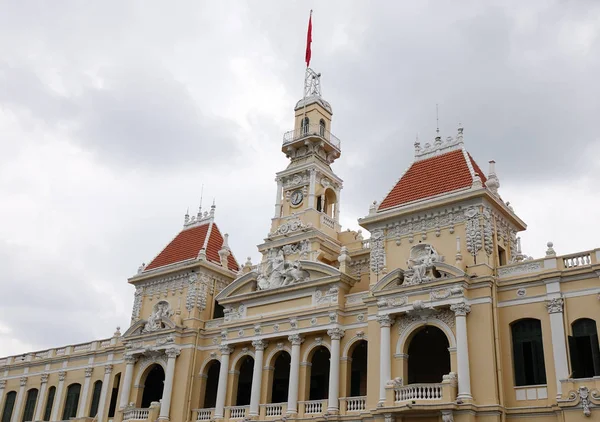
<box><xmin>283</xmin><ymin>124</ymin><xmax>340</xmax><ymax>151</ymax></box>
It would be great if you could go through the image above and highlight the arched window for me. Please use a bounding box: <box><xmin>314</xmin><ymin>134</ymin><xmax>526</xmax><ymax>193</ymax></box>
<box><xmin>43</xmin><ymin>386</ymin><xmax>56</xmax><ymax>421</ymax></box>
<box><xmin>511</xmin><ymin>319</ymin><xmax>546</xmax><ymax>386</ymax></box>
<box><xmin>141</xmin><ymin>365</ymin><xmax>165</xmax><ymax>408</ymax></box>
<box><xmin>301</xmin><ymin>117</ymin><xmax>310</xmax><ymax>135</ymax></box>
<box><xmin>213</xmin><ymin>302</ymin><xmax>225</xmax><ymax>319</ymax></box>
<box><xmin>62</xmin><ymin>383</ymin><xmax>81</xmax><ymax>421</ymax></box>
<box><xmin>203</xmin><ymin>360</ymin><xmax>220</xmax><ymax>408</ymax></box>
<box><xmin>407</xmin><ymin>326</ymin><xmax>450</xmax><ymax>384</ymax></box>
<box><xmin>1</xmin><ymin>391</ymin><xmax>16</xmax><ymax>422</ymax></box>
<box><xmin>235</xmin><ymin>356</ymin><xmax>254</xmax><ymax>406</ymax></box>
<box><xmin>22</xmin><ymin>388</ymin><xmax>38</xmax><ymax>421</ymax></box>
<box><xmin>349</xmin><ymin>341</ymin><xmax>368</xmax><ymax>396</ymax></box>
<box><xmin>319</xmin><ymin>119</ymin><xmax>326</xmax><ymax>136</ymax></box>
<box><xmin>309</xmin><ymin>346</ymin><xmax>330</xmax><ymax>400</ymax></box>
<box><xmin>89</xmin><ymin>380</ymin><xmax>103</xmax><ymax>417</ymax></box>
<box><xmin>569</xmin><ymin>318</ymin><xmax>600</xmax><ymax>378</ymax></box>
<box><xmin>270</xmin><ymin>352</ymin><xmax>291</xmax><ymax>404</ymax></box>
<box><xmin>107</xmin><ymin>373</ymin><xmax>121</xmax><ymax>418</ymax></box>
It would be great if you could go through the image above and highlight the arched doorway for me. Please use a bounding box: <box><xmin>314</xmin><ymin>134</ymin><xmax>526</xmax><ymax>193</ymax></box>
<box><xmin>309</xmin><ymin>346</ymin><xmax>330</xmax><ymax>400</ymax></box>
<box><xmin>270</xmin><ymin>352</ymin><xmax>291</xmax><ymax>403</ymax></box>
<box><xmin>141</xmin><ymin>365</ymin><xmax>165</xmax><ymax>408</ymax></box>
<box><xmin>235</xmin><ymin>356</ymin><xmax>254</xmax><ymax>406</ymax></box>
<box><xmin>203</xmin><ymin>360</ymin><xmax>220</xmax><ymax>408</ymax></box>
<box><xmin>349</xmin><ymin>341</ymin><xmax>368</xmax><ymax>396</ymax></box>
<box><xmin>407</xmin><ymin>326</ymin><xmax>450</xmax><ymax>384</ymax></box>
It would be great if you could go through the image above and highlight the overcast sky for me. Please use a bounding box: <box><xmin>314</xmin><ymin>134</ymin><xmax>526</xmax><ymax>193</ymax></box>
<box><xmin>1</xmin><ymin>1</ymin><xmax>599</xmax><ymax>357</ymax></box>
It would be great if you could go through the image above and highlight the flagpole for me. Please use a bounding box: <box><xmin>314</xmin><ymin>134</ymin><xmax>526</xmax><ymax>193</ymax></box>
<box><xmin>302</xmin><ymin>10</ymin><xmax>313</xmax><ymax>126</ymax></box>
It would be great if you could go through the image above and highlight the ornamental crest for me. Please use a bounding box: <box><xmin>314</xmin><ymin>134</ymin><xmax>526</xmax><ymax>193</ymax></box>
<box><xmin>257</xmin><ymin>249</ymin><xmax>309</xmax><ymax>290</ymax></box>
<box><xmin>143</xmin><ymin>300</ymin><xmax>174</xmax><ymax>333</ymax></box>
<box><xmin>404</xmin><ymin>244</ymin><xmax>443</xmax><ymax>285</ymax></box>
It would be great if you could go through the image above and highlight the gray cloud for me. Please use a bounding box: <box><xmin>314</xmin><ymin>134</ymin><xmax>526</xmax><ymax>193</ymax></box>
<box><xmin>0</xmin><ymin>1</ymin><xmax>598</xmax><ymax>356</ymax></box>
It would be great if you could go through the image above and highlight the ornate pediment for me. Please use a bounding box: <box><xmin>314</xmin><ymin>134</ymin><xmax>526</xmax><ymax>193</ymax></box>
<box><xmin>216</xmin><ymin>260</ymin><xmax>351</xmax><ymax>302</ymax></box>
<box><xmin>371</xmin><ymin>246</ymin><xmax>467</xmax><ymax>294</ymax></box>
<box><xmin>123</xmin><ymin>300</ymin><xmax>177</xmax><ymax>337</ymax></box>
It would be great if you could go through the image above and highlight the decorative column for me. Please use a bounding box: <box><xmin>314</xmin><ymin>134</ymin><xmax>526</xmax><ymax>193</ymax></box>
<box><xmin>77</xmin><ymin>367</ymin><xmax>94</xmax><ymax>418</ymax></box>
<box><xmin>10</xmin><ymin>377</ymin><xmax>27</xmax><ymax>422</ymax></box>
<box><xmin>158</xmin><ymin>347</ymin><xmax>181</xmax><ymax>421</ymax></box>
<box><xmin>33</xmin><ymin>373</ymin><xmax>49</xmax><ymax>421</ymax></box>
<box><xmin>50</xmin><ymin>371</ymin><xmax>66</xmax><ymax>422</ymax></box>
<box><xmin>0</xmin><ymin>380</ymin><xmax>6</xmax><ymax>414</ymax></box>
<box><xmin>327</xmin><ymin>328</ymin><xmax>345</xmax><ymax>412</ymax></box>
<box><xmin>334</xmin><ymin>190</ymin><xmax>341</xmax><ymax>222</ymax></box>
<box><xmin>451</xmin><ymin>301</ymin><xmax>472</xmax><ymax>400</ymax></box>
<box><xmin>274</xmin><ymin>178</ymin><xmax>283</xmax><ymax>218</ymax></box>
<box><xmin>119</xmin><ymin>355</ymin><xmax>137</xmax><ymax>409</ymax></box>
<box><xmin>547</xmin><ymin>298</ymin><xmax>569</xmax><ymax>397</ymax></box>
<box><xmin>286</xmin><ymin>334</ymin><xmax>304</xmax><ymax>415</ymax></box>
<box><xmin>215</xmin><ymin>345</ymin><xmax>233</xmax><ymax>419</ymax></box>
<box><xmin>250</xmin><ymin>340</ymin><xmax>267</xmax><ymax>416</ymax></box>
<box><xmin>377</xmin><ymin>315</ymin><xmax>394</xmax><ymax>404</ymax></box>
<box><xmin>308</xmin><ymin>169</ymin><xmax>317</xmax><ymax>209</ymax></box>
<box><xmin>96</xmin><ymin>364</ymin><xmax>113</xmax><ymax>422</ymax></box>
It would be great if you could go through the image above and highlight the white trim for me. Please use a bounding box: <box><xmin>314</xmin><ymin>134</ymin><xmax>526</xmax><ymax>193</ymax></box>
<box><xmin>230</xmin><ymin>350</ymin><xmax>256</xmax><ymax>372</ymax></box>
<box><xmin>497</xmin><ymin>295</ymin><xmax>546</xmax><ymax>308</ymax></box>
<box><xmin>395</xmin><ymin>317</ymin><xmax>457</xmax><ymax>355</ymax></box>
<box><xmin>199</xmin><ymin>356</ymin><xmax>221</xmax><ymax>376</ymax></box>
<box><xmin>265</xmin><ymin>346</ymin><xmax>292</xmax><ymax>368</ymax></box>
<box><xmin>302</xmin><ymin>340</ymin><xmax>331</xmax><ymax>362</ymax></box>
<box><xmin>134</xmin><ymin>359</ymin><xmax>167</xmax><ymax>386</ymax></box>
<box><xmin>342</xmin><ymin>335</ymin><xmax>368</xmax><ymax>358</ymax></box>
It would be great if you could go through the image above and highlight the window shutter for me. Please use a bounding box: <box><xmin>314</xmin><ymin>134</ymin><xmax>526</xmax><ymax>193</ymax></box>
<box><xmin>591</xmin><ymin>333</ymin><xmax>600</xmax><ymax>376</ymax></box>
<box><xmin>531</xmin><ymin>337</ymin><xmax>547</xmax><ymax>385</ymax></box>
<box><xmin>513</xmin><ymin>341</ymin><xmax>526</xmax><ymax>386</ymax></box>
<box><xmin>43</xmin><ymin>387</ymin><xmax>55</xmax><ymax>421</ymax></box>
<box><xmin>568</xmin><ymin>335</ymin><xmax>581</xmax><ymax>378</ymax></box>
<box><xmin>1</xmin><ymin>392</ymin><xmax>17</xmax><ymax>422</ymax></box>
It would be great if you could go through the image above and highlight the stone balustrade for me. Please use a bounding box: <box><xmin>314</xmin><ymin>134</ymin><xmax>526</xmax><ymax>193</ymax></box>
<box><xmin>300</xmin><ymin>399</ymin><xmax>327</xmax><ymax>415</ymax></box>
<box><xmin>341</xmin><ymin>396</ymin><xmax>366</xmax><ymax>412</ymax></box>
<box><xmin>122</xmin><ymin>407</ymin><xmax>149</xmax><ymax>421</ymax></box>
<box><xmin>260</xmin><ymin>402</ymin><xmax>286</xmax><ymax>418</ymax></box>
<box><xmin>192</xmin><ymin>407</ymin><xmax>214</xmax><ymax>421</ymax></box>
<box><xmin>226</xmin><ymin>405</ymin><xmax>249</xmax><ymax>419</ymax></box>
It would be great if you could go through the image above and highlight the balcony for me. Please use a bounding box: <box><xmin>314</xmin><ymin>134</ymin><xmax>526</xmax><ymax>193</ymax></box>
<box><xmin>282</xmin><ymin>124</ymin><xmax>341</xmax><ymax>155</ymax></box>
<box><xmin>226</xmin><ymin>405</ymin><xmax>249</xmax><ymax>419</ymax></box>
<box><xmin>122</xmin><ymin>407</ymin><xmax>150</xmax><ymax>421</ymax></box>
<box><xmin>192</xmin><ymin>408</ymin><xmax>214</xmax><ymax>421</ymax></box>
<box><xmin>340</xmin><ymin>396</ymin><xmax>367</xmax><ymax>413</ymax></box>
<box><xmin>300</xmin><ymin>399</ymin><xmax>327</xmax><ymax>415</ymax></box>
<box><xmin>384</xmin><ymin>376</ymin><xmax>457</xmax><ymax>408</ymax></box>
<box><xmin>260</xmin><ymin>402</ymin><xmax>287</xmax><ymax>418</ymax></box>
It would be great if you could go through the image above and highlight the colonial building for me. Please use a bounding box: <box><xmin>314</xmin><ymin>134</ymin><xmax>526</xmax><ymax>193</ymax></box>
<box><xmin>1</xmin><ymin>67</ymin><xmax>599</xmax><ymax>422</ymax></box>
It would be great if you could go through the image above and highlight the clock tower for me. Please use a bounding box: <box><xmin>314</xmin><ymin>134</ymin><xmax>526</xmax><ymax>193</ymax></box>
<box><xmin>258</xmin><ymin>68</ymin><xmax>345</xmax><ymax>266</ymax></box>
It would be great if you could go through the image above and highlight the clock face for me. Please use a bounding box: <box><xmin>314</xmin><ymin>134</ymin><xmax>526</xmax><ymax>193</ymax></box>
<box><xmin>290</xmin><ymin>190</ymin><xmax>304</xmax><ymax>206</ymax></box>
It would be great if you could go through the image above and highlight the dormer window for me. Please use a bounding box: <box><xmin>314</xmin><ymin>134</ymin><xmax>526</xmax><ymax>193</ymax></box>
<box><xmin>301</xmin><ymin>117</ymin><xmax>309</xmax><ymax>134</ymax></box>
<box><xmin>319</xmin><ymin>119</ymin><xmax>326</xmax><ymax>136</ymax></box>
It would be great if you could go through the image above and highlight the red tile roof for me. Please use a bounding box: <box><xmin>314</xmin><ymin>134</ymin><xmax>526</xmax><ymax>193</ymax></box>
<box><xmin>144</xmin><ymin>221</ymin><xmax>239</xmax><ymax>272</ymax></box>
<box><xmin>378</xmin><ymin>149</ymin><xmax>487</xmax><ymax>211</ymax></box>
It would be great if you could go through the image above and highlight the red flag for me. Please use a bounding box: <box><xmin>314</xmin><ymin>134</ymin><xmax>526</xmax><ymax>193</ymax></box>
<box><xmin>305</xmin><ymin>11</ymin><xmax>312</xmax><ymax>67</ymax></box>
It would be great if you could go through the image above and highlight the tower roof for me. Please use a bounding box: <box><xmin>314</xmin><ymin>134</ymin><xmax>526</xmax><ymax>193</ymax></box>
<box><xmin>378</xmin><ymin>129</ymin><xmax>487</xmax><ymax>211</ymax></box>
<box><xmin>143</xmin><ymin>209</ymin><xmax>239</xmax><ymax>273</ymax></box>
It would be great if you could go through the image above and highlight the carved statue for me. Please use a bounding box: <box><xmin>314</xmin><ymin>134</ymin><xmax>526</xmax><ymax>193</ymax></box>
<box><xmin>404</xmin><ymin>244</ymin><xmax>442</xmax><ymax>284</ymax></box>
<box><xmin>143</xmin><ymin>300</ymin><xmax>174</xmax><ymax>333</ymax></box>
<box><xmin>257</xmin><ymin>249</ymin><xmax>310</xmax><ymax>290</ymax></box>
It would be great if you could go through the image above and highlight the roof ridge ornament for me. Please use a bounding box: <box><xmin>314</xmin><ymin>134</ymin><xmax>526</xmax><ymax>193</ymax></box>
<box><xmin>414</xmin><ymin>124</ymin><xmax>465</xmax><ymax>162</ymax></box>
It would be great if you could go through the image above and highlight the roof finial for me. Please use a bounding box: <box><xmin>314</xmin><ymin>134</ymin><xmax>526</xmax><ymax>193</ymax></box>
<box><xmin>436</xmin><ymin>104</ymin><xmax>440</xmax><ymax>134</ymax></box>
<box><xmin>210</xmin><ymin>199</ymin><xmax>216</xmax><ymax>218</ymax></box>
<box><xmin>184</xmin><ymin>208</ymin><xmax>190</xmax><ymax>225</ymax></box>
<box><xmin>197</xmin><ymin>184</ymin><xmax>204</xmax><ymax>219</ymax></box>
